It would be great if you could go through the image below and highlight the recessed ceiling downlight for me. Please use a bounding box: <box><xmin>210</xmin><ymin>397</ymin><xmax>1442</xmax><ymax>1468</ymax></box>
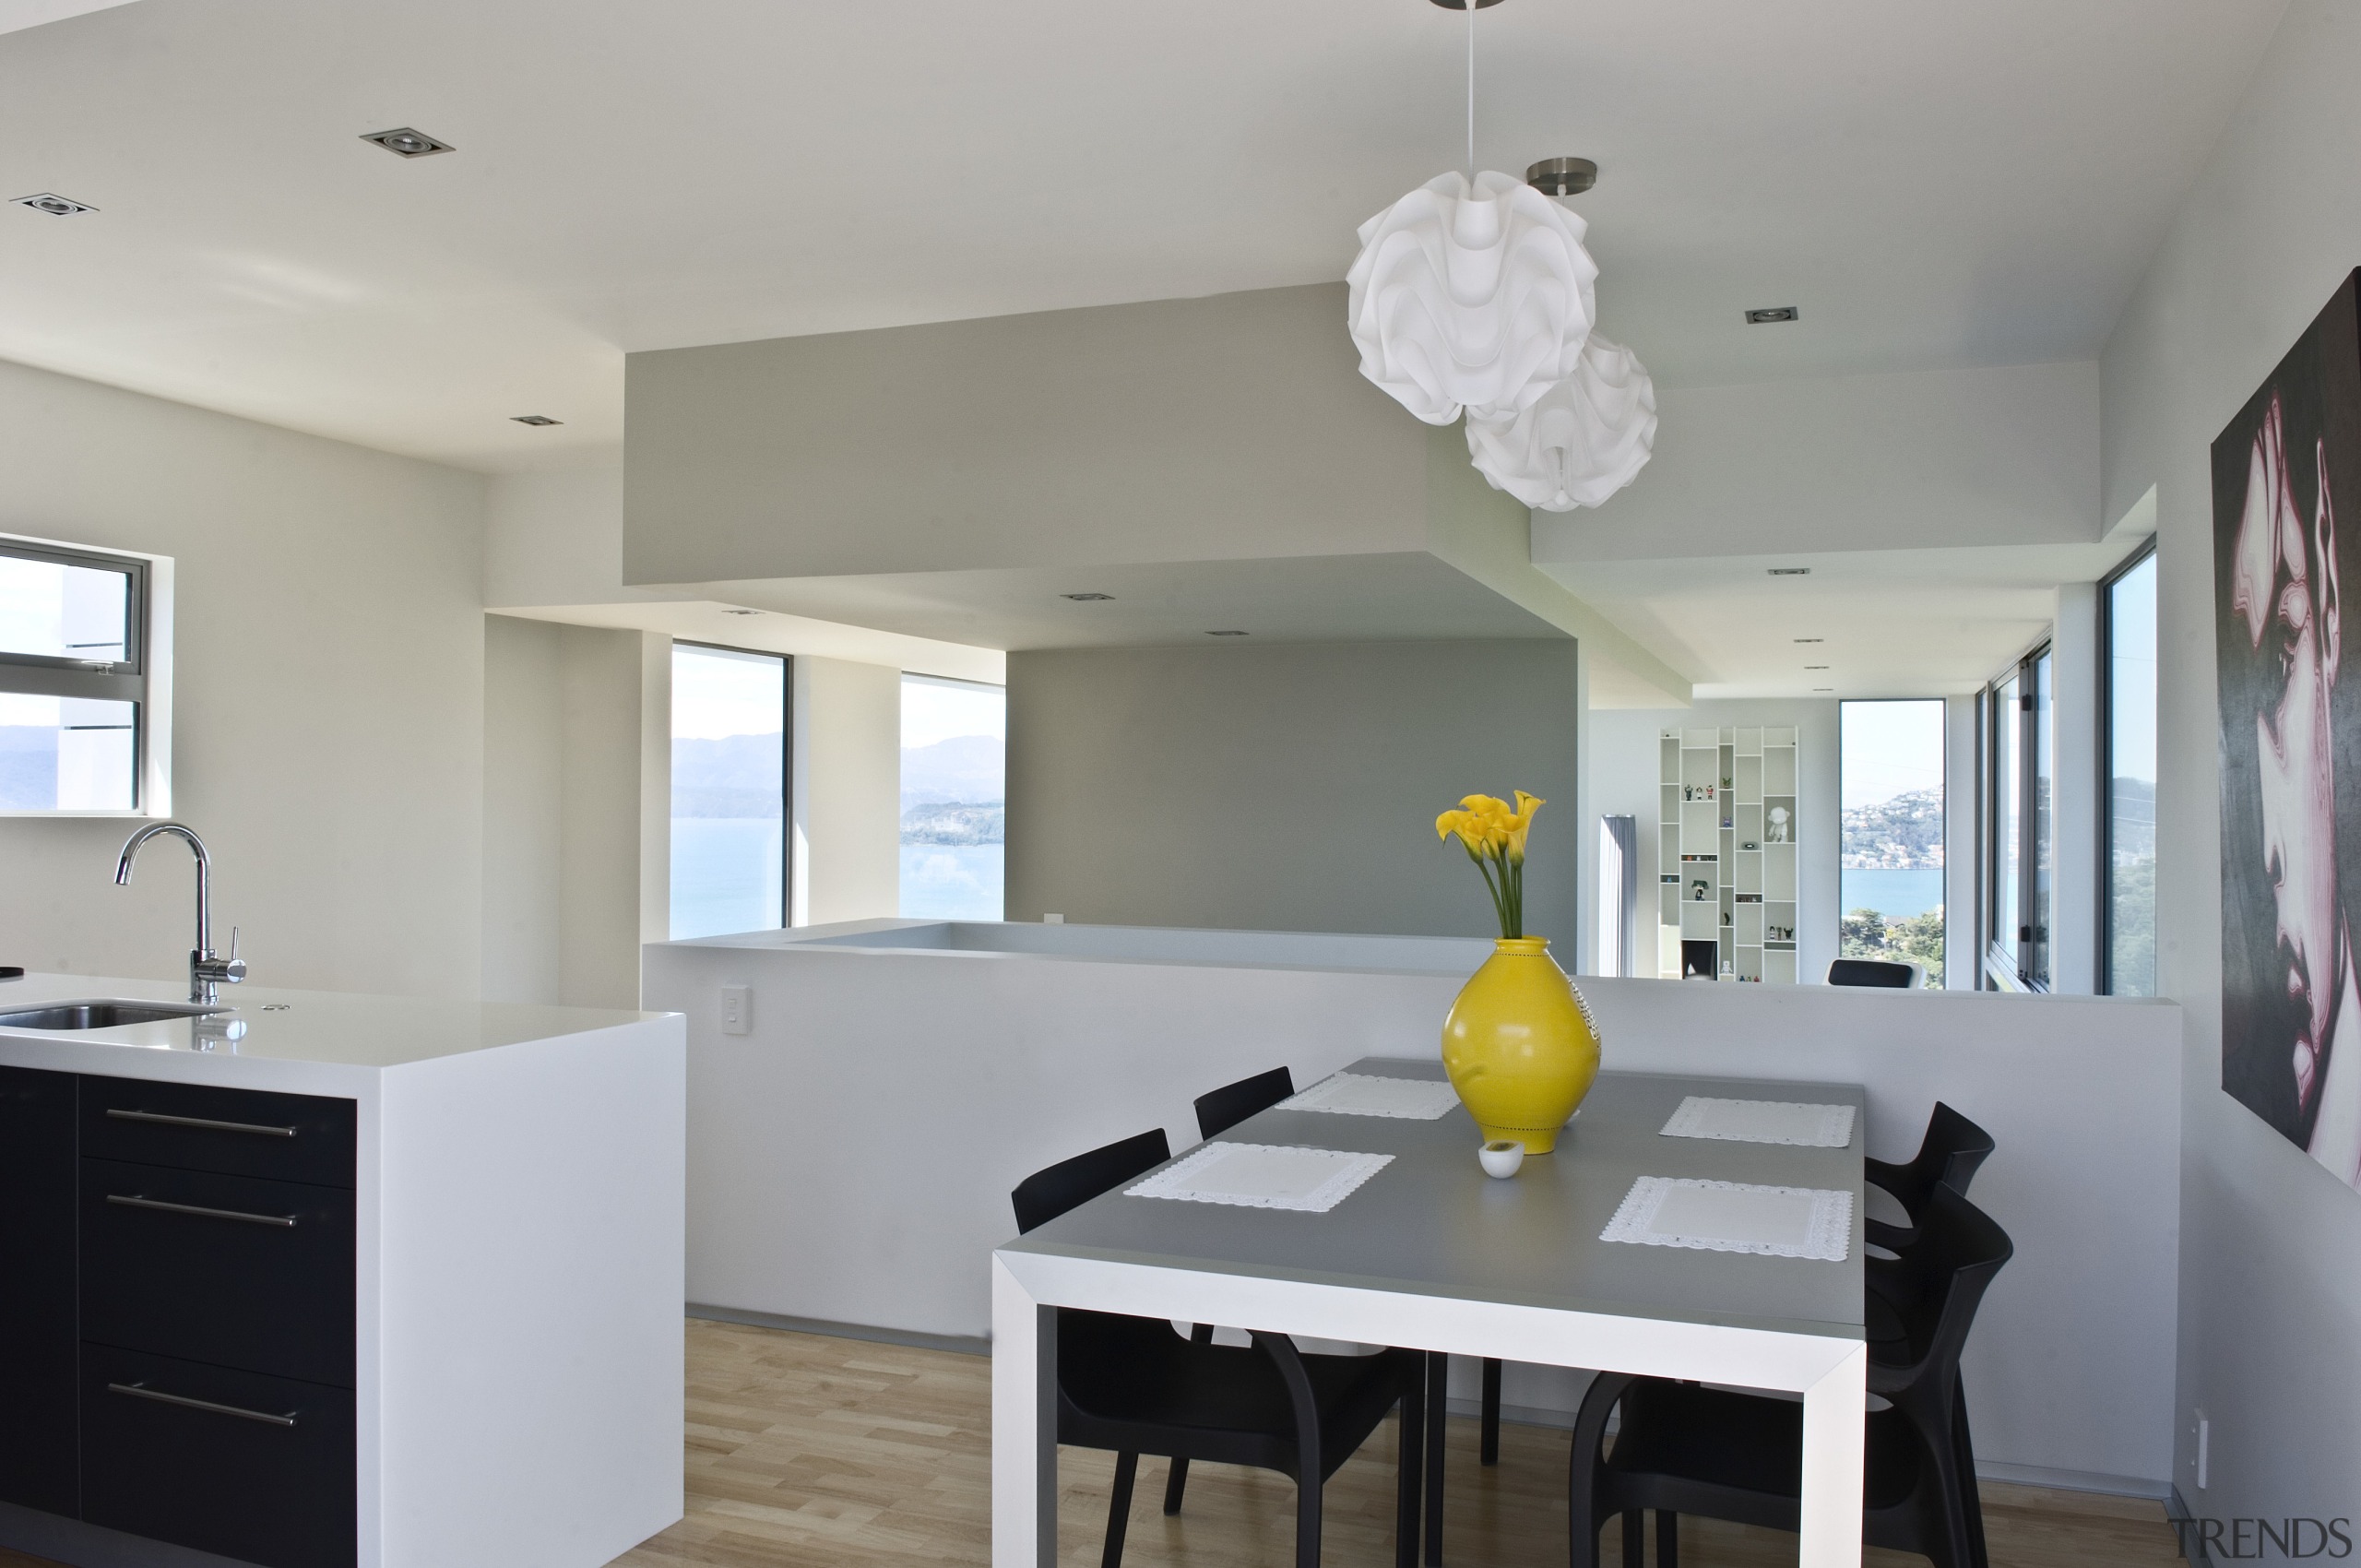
<box><xmin>13</xmin><ymin>193</ymin><xmax>95</xmax><ymax>217</ymax></box>
<box><xmin>362</xmin><ymin>127</ymin><xmax>455</xmax><ymax>159</ymax></box>
<box><xmin>511</xmin><ymin>414</ymin><xmax>562</xmax><ymax>427</ymax></box>
<box><xmin>1746</xmin><ymin>306</ymin><xmax>1799</xmax><ymax>325</ymax></box>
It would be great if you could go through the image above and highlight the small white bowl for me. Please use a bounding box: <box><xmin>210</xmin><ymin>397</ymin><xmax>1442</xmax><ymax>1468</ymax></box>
<box><xmin>1477</xmin><ymin>1139</ymin><xmax>1525</xmax><ymax>1179</ymax></box>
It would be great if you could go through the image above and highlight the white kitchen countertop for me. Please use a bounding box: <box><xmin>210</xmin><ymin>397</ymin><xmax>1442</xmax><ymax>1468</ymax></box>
<box><xmin>0</xmin><ymin>969</ymin><xmax>667</xmax><ymax>1090</ymax></box>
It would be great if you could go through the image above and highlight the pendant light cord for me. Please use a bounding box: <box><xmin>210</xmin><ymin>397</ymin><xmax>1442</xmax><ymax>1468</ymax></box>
<box><xmin>1465</xmin><ymin>0</ymin><xmax>1476</xmax><ymax>175</ymax></box>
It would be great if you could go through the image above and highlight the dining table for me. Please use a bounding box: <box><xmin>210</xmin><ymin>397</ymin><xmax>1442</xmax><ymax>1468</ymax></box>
<box><xmin>991</xmin><ymin>1057</ymin><xmax>1869</xmax><ymax>1567</ymax></box>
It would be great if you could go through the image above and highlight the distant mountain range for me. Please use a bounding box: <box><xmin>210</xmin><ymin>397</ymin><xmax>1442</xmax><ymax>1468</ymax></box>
<box><xmin>902</xmin><ymin>733</ymin><xmax>1003</xmax><ymax>808</ymax></box>
<box><xmin>672</xmin><ymin>732</ymin><xmax>783</xmax><ymax>819</ymax></box>
<box><xmin>1841</xmin><ymin>788</ymin><xmax>1944</xmax><ymax>870</ymax></box>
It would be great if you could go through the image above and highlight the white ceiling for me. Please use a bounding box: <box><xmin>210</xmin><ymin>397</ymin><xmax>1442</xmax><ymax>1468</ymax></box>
<box><xmin>1547</xmin><ymin>540</ymin><xmax>2152</xmax><ymax>703</ymax></box>
<box><xmin>0</xmin><ymin>0</ymin><xmax>2285</xmax><ymax>470</ymax></box>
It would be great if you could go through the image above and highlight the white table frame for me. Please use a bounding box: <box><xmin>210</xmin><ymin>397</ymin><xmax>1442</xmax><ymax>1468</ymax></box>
<box><xmin>991</xmin><ymin>1248</ymin><xmax>1867</xmax><ymax>1567</ymax></box>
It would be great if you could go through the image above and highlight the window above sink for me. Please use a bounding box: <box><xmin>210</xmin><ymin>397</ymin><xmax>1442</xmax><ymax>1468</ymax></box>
<box><xmin>0</xmin><ymin>534</ymin><xmax>173</xmax><ymax>818</ymax></box>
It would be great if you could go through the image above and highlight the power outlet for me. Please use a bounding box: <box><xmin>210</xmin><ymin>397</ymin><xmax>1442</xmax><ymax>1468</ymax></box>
<box><xmin>719</xmin><ymin>984</ymin><xmax>752</xmax><ymax>1036</ymax></box>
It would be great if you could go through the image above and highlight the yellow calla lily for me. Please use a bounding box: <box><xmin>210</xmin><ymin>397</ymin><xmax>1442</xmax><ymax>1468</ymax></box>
<box><xmin>1434</xmin><ymin>787</ymin><xmax>1544</xmax><ymax>937</ymax></box>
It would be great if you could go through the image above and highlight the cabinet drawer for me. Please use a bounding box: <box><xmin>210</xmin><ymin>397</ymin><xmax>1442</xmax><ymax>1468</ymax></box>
<box><xmin>81</xmin><ymin>1076</ymin><xmax>355</xmax><ymax>1189</ymax></box>
<box><xmin>81</xmin><ymin>1344</ymin><xmax>354</xmax><ymax>1568</ymax></box>
<box><xmin>82</xmin><ymin>1158</ymin><xmax>354</xmax><ymax>1388</ymax></box>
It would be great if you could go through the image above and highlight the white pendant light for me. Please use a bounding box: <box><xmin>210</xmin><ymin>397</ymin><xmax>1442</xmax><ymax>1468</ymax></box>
<box><xmin>1346</xmin><ymin>171</ymin><xmax>1600</xmax><ymax>425</ymax></box>
<box><xmin>1347</xmin><ymin>0</ymin><xmax>1655</xmax><ymax>504</ymax></box>
<box><xmin>1465</xmin><ymin>331</ymin><xmax>1657</xmax><ymax>511</ymax></box>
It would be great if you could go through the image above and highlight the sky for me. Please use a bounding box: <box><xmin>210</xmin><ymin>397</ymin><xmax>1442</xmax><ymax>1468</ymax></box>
<box><xmin>671</xmin><ymin>644</ymin><xmax>786</xmax><ymax>740</ymax></box>
<box><xmin>902</xmin><ymin>675</ymin><xmax>1004</xmax><ymax>750</ymax></box>
<box><xmin>1841</xmin><ymin>698</ymin><xmax>1946</xmax><ymax>809</ymax></box>
<box><xmin>2108</xmin><ymin>553</ymin><xmax>2158</xmax><ymax>784</ymax></box>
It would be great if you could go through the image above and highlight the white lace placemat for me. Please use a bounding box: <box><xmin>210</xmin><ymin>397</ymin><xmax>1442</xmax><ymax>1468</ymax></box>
<box><xmin>1127</xmin><ymin>1142</ymin><xmax>1394</xmax><ymax>1213</ymax></box>
<box><xmin>1600</xmin><ymin>1176</ymin><xmax>1854</xmax><ymax>1261</ymax></box>
<box><xmin>1659</xmin><ymin>1096</ymin><xmax>1857</xmax><ymax>1148</ymax></box>
<box><xmin>1279</xmin><ymin>1072</ymin><xmax>1462</xmax><ymax>1121</ymax></box>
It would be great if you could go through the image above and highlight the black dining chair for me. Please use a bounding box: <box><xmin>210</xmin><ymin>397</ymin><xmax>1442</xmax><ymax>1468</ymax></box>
<box><xmin>1867</xmin><ymin>1102</ymin><xmax>1997</xmax><ymax>1253</ymax></box>
<box><xmin>1567</xmin><ymin>1183</ymin><xmax>2013</xmax><ymax>1568</ymax></box>
<box><xmin>1012</xmin><ymin>1129</ymin><xmax>1427</xmax><ymax>1568</ymax></box>
<box><xmin>1864</xmin><ymin>1102</ymin><xmax>1997</xmax><ymax>1367</ymax></box>
<box><xmin>1827</xmin><ymin>957</ymin><xmax>1921</xmax><ymax>988</ymax></box>
<box><xmin>1193</xmin><ymin>1065</ymin><xmax>1296</xmax><ymax>1140</ymax></box>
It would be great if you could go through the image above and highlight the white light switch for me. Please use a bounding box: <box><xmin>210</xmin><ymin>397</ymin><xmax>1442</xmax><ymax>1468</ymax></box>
<box><xmin>719</xmin><ymin>984</ymin><xmax>752</xmax><ymax>1036</ymax></box>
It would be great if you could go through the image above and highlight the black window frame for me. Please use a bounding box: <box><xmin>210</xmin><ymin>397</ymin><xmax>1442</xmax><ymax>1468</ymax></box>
<box><xmin>2097</xmin><ymin>538</ymin><xmax>2160</xmax><ymax>995</ymax></box>
<box><xmin>1983</xmin><ymin>636</ymin><xmax>2055</xmax><ymax>992</ymax></box>
<box><xmin>0</xmin><ymin>535</ymin><xmax>152</xmax><ymax>814</ymax></box>
<box><xmin>668</xmin><ymin>640</ymin><xmax>793</xmax><ymax>937</ymax></box>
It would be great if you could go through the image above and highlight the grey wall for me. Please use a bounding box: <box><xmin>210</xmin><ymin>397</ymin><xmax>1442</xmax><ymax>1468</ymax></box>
<box><xmin>623</xmin><ymin>283</ymin><xmax>1431</xmax><ymax>586</ymax></box>
<box><xmin>2098</xmin><ymin>0</ymin><xmax>2361</xmax><ymax>1525</ymax></box>
<box><xmin>1006</xmin><ymin>639</ymin><xmax>1580</xmax><ymax>940</ymax></box>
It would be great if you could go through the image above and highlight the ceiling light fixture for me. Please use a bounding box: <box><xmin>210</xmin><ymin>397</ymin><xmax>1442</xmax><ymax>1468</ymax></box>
<box><xmin>1061</xmin><ymin>592</ymin><xmax>1115</xmax><ymax>601</ymax></box>
<box><xmin>12</xmin><ymin>193</ymin><xmax>95</xmax><ymax>217</ymax></box>
<box><xmin>1746</xmin><ymin>307</ymin><xmax>1799</xmax><ymax>325</ymax></box>
<box><xmin>1345</xmin><ymin>0</ymin><xmax>1655</xmax><ymax>513</ymax></box>
<box><xmin>1525</xmin><ymin>157</ymin><xmax>1596</xmax><ymax>197</ymax></box>
<box><xmin>1205</xmin><ymin>630</ymin><xmax>1250</xmax><ymax>637</ymax></box>
<box><xmin>511</xmin><ymin>414</ymin><xmax>562</xmax><ymax>427</ymax></box>
<box><xmin>362</xmin><ymin>127</ymin><xmax>455</xmax><ymax>159</ymax></box>
<box><xmin>1767</xmin><ymin>567</ymin><xmax>1810</xmax><ymax>576</ymax></box>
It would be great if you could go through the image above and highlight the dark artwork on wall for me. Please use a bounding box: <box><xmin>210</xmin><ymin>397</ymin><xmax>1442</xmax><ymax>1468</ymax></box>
<box><xmin>2214</xmin><ymin>268</ymin><xmax>2361</xmax><ymax>1192</ymax></box>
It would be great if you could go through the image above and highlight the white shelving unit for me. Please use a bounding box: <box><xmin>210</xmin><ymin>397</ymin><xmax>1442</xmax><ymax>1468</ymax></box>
<box><xmin>1657</xmin><ymin>726</ymin><xmax>1800</xmax><ymax>984</ymax></box>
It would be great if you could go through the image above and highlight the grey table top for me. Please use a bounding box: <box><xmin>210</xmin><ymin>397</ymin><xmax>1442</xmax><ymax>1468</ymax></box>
<box><xmin>1002</xmin><ymin>1058</ymin><xmax>1866</xmax><ymax>1341</ymax></box>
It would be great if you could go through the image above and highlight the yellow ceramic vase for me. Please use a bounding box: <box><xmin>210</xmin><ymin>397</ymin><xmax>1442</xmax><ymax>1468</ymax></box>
<box><xmin>1442</xmin><ymin>937</ymin><xmax>1600</xmax><ymax>1154</ymax></box>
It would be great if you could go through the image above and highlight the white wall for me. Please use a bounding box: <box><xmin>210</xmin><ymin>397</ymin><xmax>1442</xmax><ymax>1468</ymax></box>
<box><xmin>2051</xmin><ymin>583</ymin><xmax>2101</xmax><ymax>994</ymax></box>
<box><xmin>481</xmin><ymin>616</ymin><xmax>669</xmax><ymax>1009</ymax></box>
<box><xmin>1585</xmin><ymin>699</ymin><xmax>1841</xmax><ymax>982</ymax></box>
<box><xmin>791</xmin><ymin>656</ymin><xmax>901</xmax><ymax>927</ymax></box>
<box><xmin>2097</xmin><ymin>0</ymin><xmax>2361</xmax><ymax>1526</ymax></box>
<box><xmin>0</xmin><ymin>356</ymin><xmax>487</xmax><ymax>999</ymax></box>
<box><xmin>647</xmin><ymin>928</ymin><xmax>2181</xmax><ymax>1491</ymax></box>
<box><xmin>1944</xmin><ymin>694</ymin><xmax>1980</xmax><ymax>988</ymax></box>
<box><xmin>1004</xmin><ymin>640</ymin><xmax>1583</xmax><ymax>940</ymax></box>
<box><xmin>1535</xmin><ymin>360</ymin><xmax>2101</xmax><ymax>566</ymax></box>
<box><xmin>483</xmin><ymin>616</ymin><xmax>564</xmax><ymax>1004</ymax></box>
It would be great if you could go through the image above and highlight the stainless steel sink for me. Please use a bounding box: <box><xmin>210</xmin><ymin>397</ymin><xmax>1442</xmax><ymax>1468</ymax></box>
<box><xmin>0</xmin><ymin>1000</ymin><xmax>226</xmax><ymax>1030</ymax></box>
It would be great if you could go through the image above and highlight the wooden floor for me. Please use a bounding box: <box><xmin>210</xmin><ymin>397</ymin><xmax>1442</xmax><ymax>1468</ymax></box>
<box><xmin>0</xmin><ymin>1318</ymin><xmax>2189</xmax><ymax>1568</ymax></box>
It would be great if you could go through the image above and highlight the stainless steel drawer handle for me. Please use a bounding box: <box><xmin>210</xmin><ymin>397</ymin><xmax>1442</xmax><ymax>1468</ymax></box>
<box><xmin>107</xmin><ymin>1108</ymin><xmax>298</xmax><ymax>1138</ymax></box>
<box><xmin>106</xmin><ymin>1382</ymin><xmax>297</xmax><ymax>1428</ymax></box>
<box><xmin>106</xmin><ymin>1194</ymin><xmax>299</xmax><ymax>1228</ymax></box>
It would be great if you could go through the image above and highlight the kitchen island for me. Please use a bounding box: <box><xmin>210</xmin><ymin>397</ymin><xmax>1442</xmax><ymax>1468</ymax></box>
<box><xmin>0</xmin><ymin>972</ymin><xmax>686</xmax><ymax>1568</ymax></box>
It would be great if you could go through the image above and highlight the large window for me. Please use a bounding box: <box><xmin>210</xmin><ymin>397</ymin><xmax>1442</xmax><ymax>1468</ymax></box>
<box><xmin>1839</xmin><ymin>700</ymin><xmax>1947</xmax><ymax>986</ymax></box>
<box><xmin>670</xmin><ymin>644</ymin><xmax>788</xmax><ymax>940</ymax></box>
<box><xmin>0</xmin><ymin>538</ymin><xmax>153</xmax><ymax>814</ymax></box>
<box><xmin>900</xmin><ymin>674</ymin><xmax>1004</xmax><ymax>920</ymax></box>
<box><xmin>2103</xmin><ymin>547</ymin><xmax>2159</xmax><ymax>995</ymax></box>
<box><xmin>1985</xmin><ymin>642</ymin><xmax>2055</xmax><ymax>989</ymax></box>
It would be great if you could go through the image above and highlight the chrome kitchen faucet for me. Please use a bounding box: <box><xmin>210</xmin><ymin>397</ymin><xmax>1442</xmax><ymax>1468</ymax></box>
<box><xmin>114</xmin><ymin>822</ymin><xmax>247</xmax><ymax>1004</ymax></box>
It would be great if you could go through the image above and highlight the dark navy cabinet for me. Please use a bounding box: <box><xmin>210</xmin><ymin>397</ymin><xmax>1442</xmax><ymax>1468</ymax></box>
<box><xmin>0</xmin><ymin>1067</ymin><xmax>357</xmax><ymax>1568</ymax></box>
<box><xmin>0</xmin><ymin>1065</ymin><xmax>77</xmax><ymax>1518</ymax></box>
